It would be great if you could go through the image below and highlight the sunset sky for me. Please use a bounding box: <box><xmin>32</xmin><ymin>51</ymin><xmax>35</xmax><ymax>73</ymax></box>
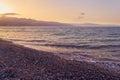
<box><xmin>0</xmin><ymin>0</ymin><xmax>120</xmax><ymax>25</ymax></box>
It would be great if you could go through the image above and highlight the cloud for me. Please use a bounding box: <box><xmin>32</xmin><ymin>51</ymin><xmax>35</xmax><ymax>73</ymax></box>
<box><xmin>77</xmin><ymin>12</ymin><xmax>85</xmax><ymax>20</ymax></box>
<box><xmin>77</xmin><ymin>16</ymin><xmax>84</xmax><ymax>20</ymax></box>
<box><xmin>0</xmin><ymin>13</ymin><xmax>19</xmax><ymax>16</ymax></box>
<box><xmin>76</xmin><ymin>12</ymin><xmax>85</xmax><ymax>20</ymax></box>
<box><xmin>80</xmin><ymin>12</ymin><xmax>85</xmax><ymax>15</ymax></box>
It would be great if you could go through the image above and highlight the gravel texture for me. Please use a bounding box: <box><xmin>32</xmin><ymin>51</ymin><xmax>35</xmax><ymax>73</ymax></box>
<box><xmin>0</xmin><ymin>39</ymin><xmax>120</xmax><ymax>80</ymax></box>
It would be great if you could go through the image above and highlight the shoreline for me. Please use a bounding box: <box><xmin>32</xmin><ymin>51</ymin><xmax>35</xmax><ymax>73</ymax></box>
<box><xmin>0</xmin><ymin>39</ymin><xmax>120</xmax><ymax>79</ymax></box>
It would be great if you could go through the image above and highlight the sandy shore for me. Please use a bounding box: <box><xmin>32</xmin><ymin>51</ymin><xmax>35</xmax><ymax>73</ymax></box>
<box><xmin>0</xmin><ymin>39</ymin><xmax>120</xmax><ymax>80</ymax></box>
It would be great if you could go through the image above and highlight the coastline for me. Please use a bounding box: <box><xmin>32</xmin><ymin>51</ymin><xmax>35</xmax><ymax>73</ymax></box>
<box><xmin>0</xmin><ymin>39</ymin><xmax>120</xmax><ymax>79</ymax></box>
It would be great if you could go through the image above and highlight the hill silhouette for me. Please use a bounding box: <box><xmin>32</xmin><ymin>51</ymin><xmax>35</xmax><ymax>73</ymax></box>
<box><xmin>0</xmin><ymin>17</ymin><xmax>70</xmax><ymax>26</ymax></box>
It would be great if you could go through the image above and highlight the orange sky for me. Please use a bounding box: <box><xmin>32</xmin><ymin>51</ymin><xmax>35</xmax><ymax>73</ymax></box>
<box><xmin>0</xmin><ymin>0</ymin><xmax>120</xmax><ymax>25</ymax></box>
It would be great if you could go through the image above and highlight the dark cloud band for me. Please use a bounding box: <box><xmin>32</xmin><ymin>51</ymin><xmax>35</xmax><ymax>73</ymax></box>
<box><xmin>0</xmin><ymin>13</ymin><xmax>19</xmax><ymax>16</ymax></box>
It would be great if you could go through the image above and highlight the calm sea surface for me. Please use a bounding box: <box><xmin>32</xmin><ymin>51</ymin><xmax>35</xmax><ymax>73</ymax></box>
<box><xmin>0</xmin><ymin>26</ymin><xmax>120</xmax><ymax>63</ymax></box>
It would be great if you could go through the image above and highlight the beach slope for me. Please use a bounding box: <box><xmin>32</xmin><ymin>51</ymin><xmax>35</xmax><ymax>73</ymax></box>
<box><xmin>0</xmin><ymin>39</ymin><xmax>119</xmax><ymax>80</ymax></box>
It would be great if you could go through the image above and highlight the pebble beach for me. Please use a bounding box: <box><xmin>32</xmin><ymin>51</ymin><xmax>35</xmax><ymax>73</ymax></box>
<box><xmin>0</xmin><ymin>39</ymin><xmax>120</xmax><ymax>80</ymax></box>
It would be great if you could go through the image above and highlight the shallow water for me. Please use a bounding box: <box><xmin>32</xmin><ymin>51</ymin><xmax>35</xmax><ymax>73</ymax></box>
<box><xmin>0</xmin><ymin>26</ymin><xmax>120</xmax><ymax>63</ymax></box>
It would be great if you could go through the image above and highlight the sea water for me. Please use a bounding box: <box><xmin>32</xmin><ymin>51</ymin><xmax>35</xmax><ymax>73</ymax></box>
<box><xmin>0</xmin><ymin>26</ymin><xmax>120</xmax><ymax>71</ymax></box>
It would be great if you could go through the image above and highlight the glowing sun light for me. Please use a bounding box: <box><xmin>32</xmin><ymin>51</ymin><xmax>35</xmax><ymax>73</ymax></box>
<box><xmin>0</xmin><ymin>2</ymin><xmax>12</xmax><ymax>14</ymax></box>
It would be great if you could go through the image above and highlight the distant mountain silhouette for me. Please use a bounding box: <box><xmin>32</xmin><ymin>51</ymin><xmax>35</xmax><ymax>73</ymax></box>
<box><xmin>74</xmin><ymin>23</ymin><xmax>120</xmax><ymax>27</ymax></box>
<box><xmin>0</xmin><ymin>17</ymin><xmax>71</xmax><ymax>26</ymax></box>
<box><xmin>80</xmin><ymin>23</ymin><xmax>100</xmax><ymax>26</ymax></box>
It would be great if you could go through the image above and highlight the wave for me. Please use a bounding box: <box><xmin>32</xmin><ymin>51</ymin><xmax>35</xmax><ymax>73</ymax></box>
<box><xmin>43</xmin><ymin>44</ymin><xmax>120</xmax><ymax>49</ymax></box>
<box><xmin>8</xmin><ymin>38</ymin><xmax>120</xmax><ymax>49</ymax></box>
<box><xmin>25</xmin><ymin>40</ymin><xmax>47</xmax><ymax>42</ymax></box>
<box><xmin>99</xmin><ymin>39</ymin><xmax>120</xmax><ymax>42</ymax></box>
<box><xmin>8</xmin><ymin>39</ymin><xmax>25</xmax><ymax>41</ymax></box>
<box><xmin>8</xmin><ymin>39</ymin><xmax>47</xmax><ymax>42</ymax></box>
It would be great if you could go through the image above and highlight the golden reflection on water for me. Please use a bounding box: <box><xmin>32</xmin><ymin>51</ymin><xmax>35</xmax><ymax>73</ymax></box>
<box><xmin>0</xmin><ymin>26</ymin><xmax>58</xmax><ymax>41</ymax></box>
